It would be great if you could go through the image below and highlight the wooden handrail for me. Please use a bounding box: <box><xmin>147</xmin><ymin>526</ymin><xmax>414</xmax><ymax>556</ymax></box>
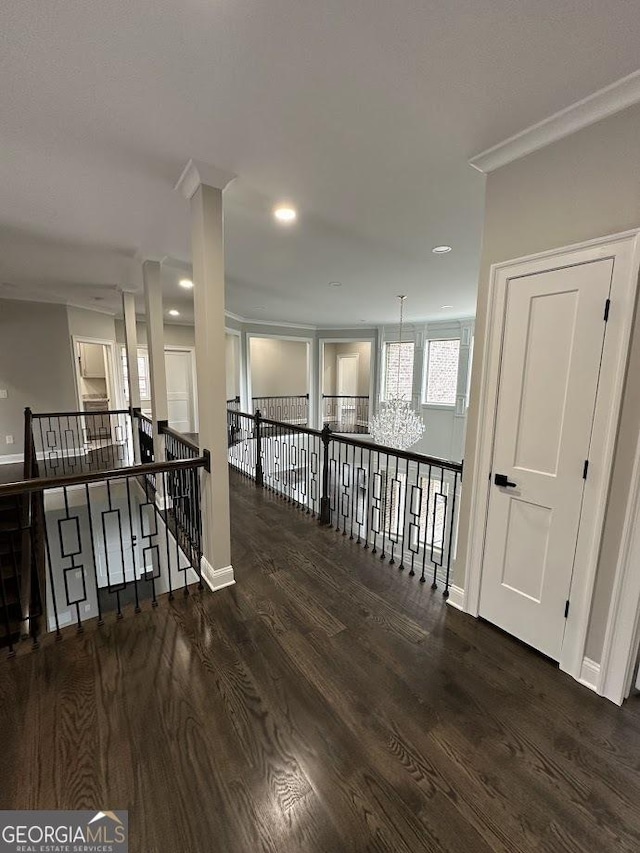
<box><xmin>330</xmin><ymin>432</ymin><xmax>463</xmax><ymax>472</ymax></box>
<box><xmin>251</xmin><ymin>394</ymin><xmax>309</xmax><ymax>400</ymax></box>
<box><xmin>0</xmin><ymin>456</ymin><xmax>207</xmax><ymax>498</ymax></box>
<box><xmin>227</xmin><ymin>408</ymin><xmax>463</xmax><ymax>472</ymax></box>
<box><xmin>31</xmin><ymin>409</ymin><xmax>130</xmax><ymax>418</ymax></box>
<box><xmin>322</xmin><ymin>395</ymin><xmax>369</xmax><ymax>399</ymax></box>
<box><xmin>132</xmin><ymin>408</ymin><xmax>153</xmax><ymax>425</ymax></box>
<box><xmin>159</xmin><ymin>422</ymin><xmax>200</xmax><ymax>454</ymax></box>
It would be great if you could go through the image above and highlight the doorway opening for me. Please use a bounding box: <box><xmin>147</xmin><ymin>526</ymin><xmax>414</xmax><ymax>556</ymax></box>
<box><xmin>321</xmin><ymin>340</ymin><xmax>372</xmax><ymax>433</ymax></box>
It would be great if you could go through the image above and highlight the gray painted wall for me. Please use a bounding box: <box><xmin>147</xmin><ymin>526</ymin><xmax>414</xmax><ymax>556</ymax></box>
<box><xmin>114</xmin><ymin>319</ymin><xmax>196</xmax><ymax>348</ymax></box>
<box><xmin>0</xmin><ymin>299</ymin><xmax>77</xmax><ymax>456</ymax></box>
<box><xmin>249</xmin><ymin>337</ymin><xmax>309</xmax><ymax>397</ymax></box>
<box><xmin>457</xmin><ymin>102</ymin><xmax>640</xmax><ymax>663</ymax></box>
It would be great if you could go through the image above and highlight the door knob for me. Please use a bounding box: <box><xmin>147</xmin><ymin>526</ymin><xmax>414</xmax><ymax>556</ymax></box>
<box><xmin>494</xmin><ymin>473</ymin><xmax>517</xmax><ymax>488</ymax></box>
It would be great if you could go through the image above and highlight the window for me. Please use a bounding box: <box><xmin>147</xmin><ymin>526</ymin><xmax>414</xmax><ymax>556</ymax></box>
<box><xmin>424</xmin><ymin>339</ymin><xmax>460</xmax><ymax>406</ymax></box>
<box><xmin>383</xmin><ymin>342</ymin><xmax>414</xmax><ymax>400</ymax></box>
<box><xmin>121</xmin><ymin>347</ymin><xmax>151</xmax><ymax>402</ymax></box>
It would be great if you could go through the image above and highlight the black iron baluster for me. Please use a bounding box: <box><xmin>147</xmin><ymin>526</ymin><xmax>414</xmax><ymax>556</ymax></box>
<box><xmin>84</xmin><ymin>483</ymin><xmax>103</xmax><ymax>625</ymax></box>
<box><xmin>255</xmin><ymin>410</ymin><xmax>264</xmax><ymax>487</ymax></box>
<box><xmin>408</xmin><ymin>462</ymin><xmax>422</xmax><ymax>578</ymax></box>
<box><xmin>420</xmin><ymin>464</ymin><xmax>431</xmax><ymax>584</ymax></box>
<box><xmin>319</xmin><ymin>425</ymin><xmax>331</xmax><ymax>525</ymax></box>
<box><xmin>380</xmin><ymin>451</ymin><xmax>389</xmax><ymax>561</ymax></box>
<box><xmin>0</xmin><ymin>532</ymin><xmax>15</xmax><ymax>656</ymax></box>
<box><xmin>42</xmin><ymin>498</ymin><xmax>61</xmax><ymax>639</ymax></box>
<box><xmin>162</xmin><ymin>471</ymin><xmax>174</xmax><ymax>601</ymax></box>
<box><xmin>125</xmin><ymin>477</ymin><xmax>141</xmax><ymax>613</ymax></box>
<box><xmin>431</xmin><ymin>466</ymin><xmax>446</xmax><ymax>590</ymax></box>
<box><xmin>61</xmin><ymin>485</ymin><xmax>83</xmax><ymax>631</ymax></box>
<box><xmin>443</xmin><ymin>470</ymin><xmax>459</xmax><ymax>599</ymax></box>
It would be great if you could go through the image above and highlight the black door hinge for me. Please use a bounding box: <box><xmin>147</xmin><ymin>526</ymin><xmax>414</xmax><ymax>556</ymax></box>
<box><xmin>583</xmin><ymin>460</ymin><xmax>589</xmax><ymax>480</ymax></box>
<box><xmin>604</xmin><ymin>299</ymin><xmax>611</xmax><ymax>322</ymax></box>
<box><xmin>564</xmin><ymin>600</ymin><xmax>570</xmax><ymax>618</ymax></box>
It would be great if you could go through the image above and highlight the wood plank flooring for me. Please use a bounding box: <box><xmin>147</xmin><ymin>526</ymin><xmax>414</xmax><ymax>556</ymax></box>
<box><xmin>2</xmin><ymin>469</ymin><xmax>640</xmax><ymax>852</ymax></box>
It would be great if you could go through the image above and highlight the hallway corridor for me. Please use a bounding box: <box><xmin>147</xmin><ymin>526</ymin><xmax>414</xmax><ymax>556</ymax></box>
<box><xmin>1</xmin><ymin>471</ymin><xmax>640</xmax><ymax>852</ymax></box>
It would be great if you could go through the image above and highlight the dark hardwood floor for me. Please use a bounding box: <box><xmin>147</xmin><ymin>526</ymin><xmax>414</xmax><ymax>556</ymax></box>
<box><xmin>2</xmin><ymin>470</ymin><xmax>640</xmax><ymax>852</ymax></box>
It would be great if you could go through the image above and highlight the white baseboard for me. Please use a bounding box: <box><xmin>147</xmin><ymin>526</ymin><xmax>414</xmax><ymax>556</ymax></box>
<box><xmin>446</xmin><ymin>584</ymin><xmax>465</xmax><ymax>611</ymax></box>
<box><xmin>578</xmin><ymin>657</ymin><xmax>601</xmax><ymax>691</ymax></box>
<box><xmin>0</xmin><ymin>453</ymin><xmax>24</xmax><ymax>465</ymax></box>
<box><xmin>201</xmin><ymin>558</ymin><xmax>236</xmax><ymax>592</ymax></box>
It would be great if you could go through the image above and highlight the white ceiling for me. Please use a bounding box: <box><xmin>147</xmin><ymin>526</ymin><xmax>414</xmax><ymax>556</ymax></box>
<box><xmin>1</xmin><ymin>1</ymin><xmax>639</xmax><ymax>326</ymax></box>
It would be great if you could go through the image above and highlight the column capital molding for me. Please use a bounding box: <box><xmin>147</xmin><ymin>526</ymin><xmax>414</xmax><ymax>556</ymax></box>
<box><xmin>174</xmin><ymin>158</ymin><xmax>236</xmax><ymax>200</ymax></box>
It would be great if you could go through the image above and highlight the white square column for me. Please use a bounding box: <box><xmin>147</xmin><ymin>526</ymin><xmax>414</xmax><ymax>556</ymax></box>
<box><xmin>122</xmin><ymin>289</ymin><xmax>141</xmax><ymax>463</ymax></box>
<box><xmin>122</xmin><ymin>291</ymin><xmax>141</xmax><ymax>410</ymax></box>
<box><xmin>176</xmin><ymin>160</ymin><xmax>235</xmax><ymax>590</ymax></box>
<box><xmin>143</xmin><ymin>259</ymin><xmax>168</xmax><ymax>479</ymax></box>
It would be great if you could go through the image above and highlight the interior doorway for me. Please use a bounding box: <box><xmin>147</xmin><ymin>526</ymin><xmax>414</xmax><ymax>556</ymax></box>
<box><xmin>165</xmin><ymin>347</ymin><xmax>197</xmax><ymax>434</ymax></box>
<box><xmin>73</xmin><ymin>338</ymin><xmax>119</xmax><ymax>438</ymax></box>
<box><xmin>464</xmin><ymin>231</ymin><xmax>640</xmax><ymax>687</ymax></box>
<box><xmin>479</xmin><ymin>259</ymin><xmax>611</xmax><ymax>660</ymax></box>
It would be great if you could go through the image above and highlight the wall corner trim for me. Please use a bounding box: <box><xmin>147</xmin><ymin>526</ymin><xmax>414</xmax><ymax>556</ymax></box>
<box><xmin>446</xmin><ymin>585</ymin><xmax>465</xmax><ymax>612</ymax></box>
<box><xmin>201</xmin><ymin>558</ymin><xmax>236</xmax><ymax>592</ymax></box>
<box><xmin>578</xmin><ymin>657</ymin><xmax>601</xmax><ymax>692</ymax></box>
<box><xmin>469</xmin><ymin>70</ymin><xmax>640</xmax><ymax>174</ymax></box>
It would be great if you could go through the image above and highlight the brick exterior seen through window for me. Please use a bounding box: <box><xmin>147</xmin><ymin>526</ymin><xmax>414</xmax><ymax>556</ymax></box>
<box><xmin>425</xmin><ymin>339</ymin><xmax>460</xmax><ymax>406</ymax></box>
<box><xmin>384</xmin><ymin>342</ymin><xmax>414</xmax><ymax>400</ymax></box>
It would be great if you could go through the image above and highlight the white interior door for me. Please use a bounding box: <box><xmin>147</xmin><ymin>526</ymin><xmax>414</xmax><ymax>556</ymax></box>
<box><xmin>165</xmin><ymin>350</ymin><xmax>194</xmax><ymax>433</ymax></box>
<box><xmin>337</xmin><ymin>354</ymin><xmax>358</xmax><ymax>426</ymax></box>
<box><xmin>480</xmin><ymin>259</ymin><xmax>613</xmax><ymax>660</ymax></box>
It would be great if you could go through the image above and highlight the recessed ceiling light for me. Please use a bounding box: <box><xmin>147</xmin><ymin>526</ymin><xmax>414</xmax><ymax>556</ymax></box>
<box><xmin>179</xmin><ymin>278</ymin><xmax>193</xmax><ymax>289</ymax></box>
<box><xmin>273</xmin><ymin>205</ymin><xmax>297</xmax><ymax>224</ymax></box>
<box><xmin>432</xmin><ymin>245</ymin><xmax>452</xmax><ymax>254</ymax></box>
<box><xmin>168</xmin><ymin>309</ymin><xmax>180</xmax><ymax>317</ymax></box>
<box><xmin>329</xmin><ymin>281</ymin><xmax>342</xmax><ymax>288</ymax></box>
<box><xmin>441</xmin><ymin>305</ymin><xmax>453</xmax><ymax>310</ymax></box>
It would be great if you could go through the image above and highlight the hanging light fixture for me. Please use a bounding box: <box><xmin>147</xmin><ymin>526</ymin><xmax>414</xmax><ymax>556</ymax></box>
<box><xmin>369</xmin><ymin>295</ymin><xmax>425</xmax><ymax>450</ymax></box>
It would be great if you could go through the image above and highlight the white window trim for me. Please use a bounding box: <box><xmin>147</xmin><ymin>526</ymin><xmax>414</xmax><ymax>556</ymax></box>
<box><xmin>381</xmin><ymin>340</ymin><xmax>415</xmax><ymax>402</ymax></box>
<box><xmin>421</xmin><ymin>337</ymin><xmax>461</xmax><ymax>409</ymax></box>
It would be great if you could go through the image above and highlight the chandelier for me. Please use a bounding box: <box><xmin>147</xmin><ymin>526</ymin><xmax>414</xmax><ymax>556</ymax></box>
<box><xmin>369</xmin><ymin>295</ymin><xmax>425</xmax><ymax>451</ymax></box>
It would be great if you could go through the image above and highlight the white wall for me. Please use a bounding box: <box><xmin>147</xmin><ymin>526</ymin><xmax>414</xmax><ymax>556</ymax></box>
<box><xmin>457</xmin><ymin>102</ymin><xmax>640</xmax><ymax>663</ymax></box>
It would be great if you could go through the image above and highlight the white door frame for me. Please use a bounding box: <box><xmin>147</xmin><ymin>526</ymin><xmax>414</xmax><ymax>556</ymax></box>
<box><xmin>318</xmin><ymin>337</ymin><xmax>375</xmax><ymax>430</ymax></box>
<box><xmin>463</xmin><ymin>229</ymin><xmax>640</xmax><ymax>685</ymax></box>
<box><xmin>246</xmin><ymin>333</ymin><xmax>313</xmax><ymax>422</ymax></box>
<box><xmin>71</xmin><ymin>335</ymin><xmax>122</xmax><ymax>411</ymax></box>
<box><xmin>164</xmin><ymin>345</ymin><xmax>198</xmax><ymax>433</ymax></box>
<box><xmin>598</xmin><ymin>424</ymin><xmax>640</xmax><ymax>704</ymax></box>
<box><xmin>225</xmin><ymin>327</ymin><xmax>245</xmax><ymax>410</ymax></box>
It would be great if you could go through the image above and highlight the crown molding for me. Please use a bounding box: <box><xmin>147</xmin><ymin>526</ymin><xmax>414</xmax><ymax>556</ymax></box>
<box><xmin>469</xmin><ymin>69</ymin><xmax>640</xmax><ymax>174</ymax></box>
<box><xmin>175</xmin><ymin>158</ymin><xmax>236</xmax><ymax>199</ymax></box>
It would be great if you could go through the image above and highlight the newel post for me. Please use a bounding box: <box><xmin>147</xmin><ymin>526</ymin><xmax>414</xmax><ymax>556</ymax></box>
<box><xmin>319</xmin><ymin>424</ymin><xmax>332</xmax><ymax>525</ymax></box>
<box><xmin>254</xmin><ymin>409</ymin><xmax>264</xmax><ymax>488</ymax></box>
